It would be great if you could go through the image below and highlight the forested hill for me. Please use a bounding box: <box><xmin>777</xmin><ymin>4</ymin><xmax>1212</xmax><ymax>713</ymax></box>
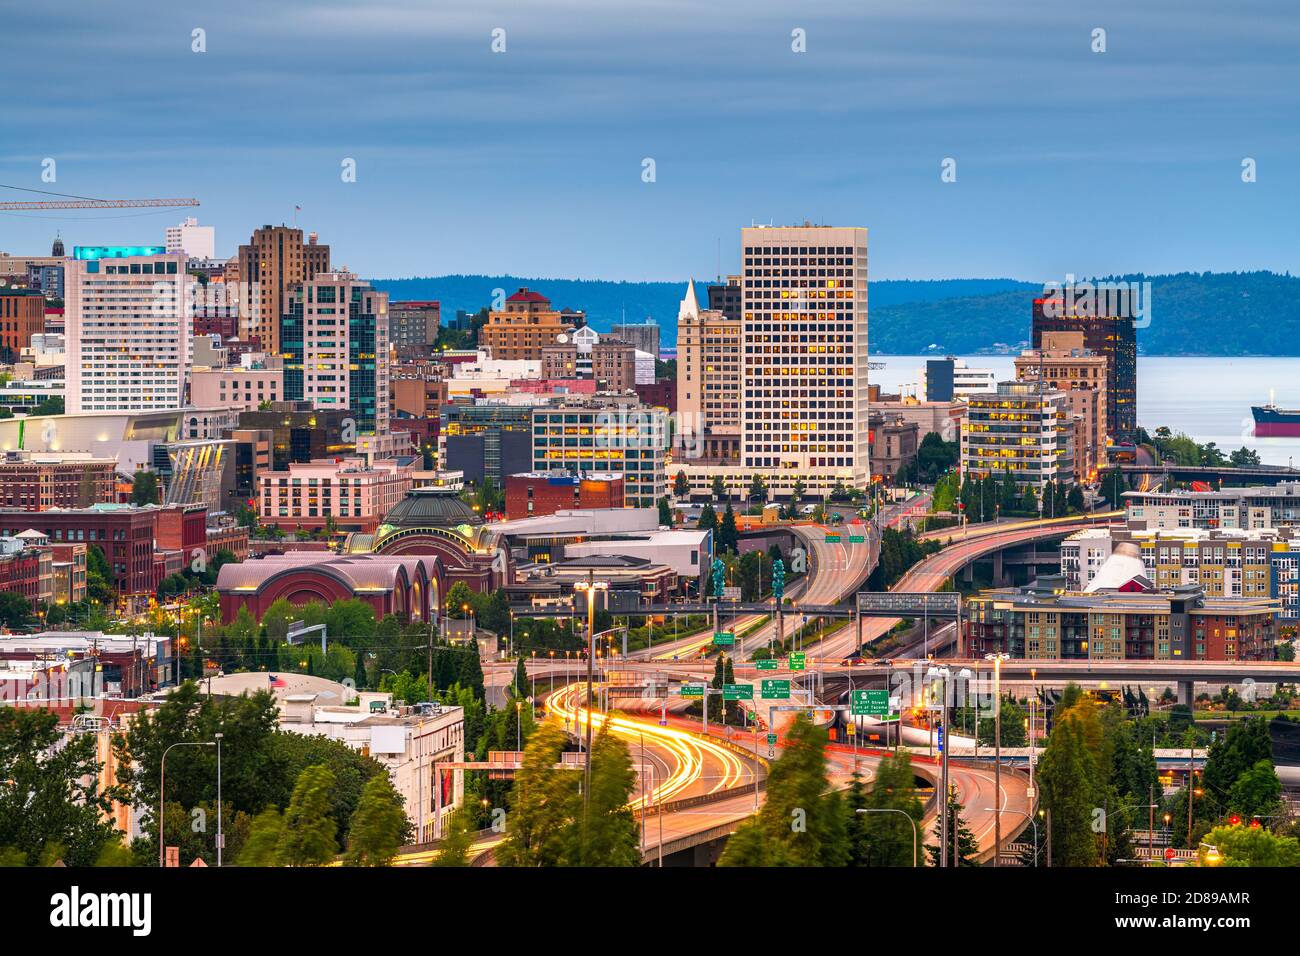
<box><xmin>372</xmin><ymin>271</ymin><xmax>1300</xmax><ymax>355</ymax></box>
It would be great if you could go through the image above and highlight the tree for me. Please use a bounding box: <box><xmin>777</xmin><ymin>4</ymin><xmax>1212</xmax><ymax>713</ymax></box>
<box><xmin>1067</xmin><ymin>483</ymin><xmax>1086</xmax><ymax>514</ymax></box>
<box><xmin>926</xmin><ymin>785</ymin><xmax>979</xmax><ymax>866</ymax></box>
<box><xmin>1203</xmin><ymin>718</ymin><xmax>1274</xmax><ymax>818</ymax></box>
<box><xmin>445</xmin><ymin>581</ymin><xmax>476</xmax><ymax>619</ymax></box>
<box><xmin>790</xmin><ymin>478</ymin><xmax>806</xmax><ymax>506</ymax></box>
<box><xmin>747</xmin><ymin>473</ymin><xmax>768</xmax><ymax>505</ymax></box>
<box><xmin>717</xmin><ymin>504</ymin><xmax>739</xmax><ymax>554</ymax></box>
<box><xmin>697</xmin><ymin>502</ymin><xmax>717</xmax><ymax>532</ymax></box>
<box><xmin>1036</xmin><ymin>699</ymin><xmax>1102</xmax><ymax>866</ymax></box>
<box><xmin>673</xmin><ymin>471</ymin><xmax>689</xmax><ymax>498</ymax></box>
<box><xmin>277</xmin><ymin>764</ymin><xmax>339</xmax><ymax>866</ymax></box>
<box><xmin>564</xmin><ymin>727</ymin><xmax>640</xmax><ymax>866</ymax></box>
<box><xmin>719</xmin><ymin>714</ymin><xmax>847</xmax><ymax>866</ymax></box>
<box><xmin>854</xmin><ymin>752</ymin><xmax>924</xmax><ymax>866</ymax></box>
<box><xmin>432</xmin><ymin>810</ymin><xmax>474</xmax><ymax>867</ymax></box>
<box><xmin>238</xmin><ymin>807</ymin><xmax>286</xmax><ymax>866</ymax></box>
<box><xmin>657</xmin><ymin>496</ymin><xmax>673</xmax><ymax>527</ymax></box>
<box><xmin>1229</xmin><ymin>446</ymin><xmax>1262</xmax><ymax>467</ymax></box>
<box><xmin>1201</xmin><ymin>823</ymin><xmax>1300</xmax><ymax>867</ymax></box>
<box><xmin>496</xmin><ymin>725</ymin><xmax>574</xmax><ymax>867</ymax></box>
<box><xmin>131</xmin><ymin>469</ymin><xmax>160</xmax><ymax>506</ymax></box>
<box><xmin>0</xmin><ymin>591</ymin><xmax>33</xmax><ymax>630</ymax></box>
<box><xmin>1226</xmin><ymin>759</ymin><xmax>1283</xmax><ymax>822</ymax></box>
<box><xmin>0</xmin><ymin>708</ymin><xmax>119</xmax><ymax>866</ymax></box>
<box><xmin>710</xmin><ymin>474</ymin><xmax>727</xmax><ymax>502</ymax></box>
<box><xmin>347</xmin><ymin>774</ymin><xmax>410</xmax><ymax>866</ymax></box>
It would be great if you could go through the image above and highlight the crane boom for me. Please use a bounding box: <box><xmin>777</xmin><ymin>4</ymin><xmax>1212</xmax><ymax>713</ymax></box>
<box><xmin>0</xmin><ymin>197</ymin><xmax>200</xmax><ymax>210</ymax></box>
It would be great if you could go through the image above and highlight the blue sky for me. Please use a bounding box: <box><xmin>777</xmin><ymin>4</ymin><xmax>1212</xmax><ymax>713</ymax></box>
<box><xmin>2</xmin><ymin>0</ymin><xmax>1297</xmax><ymax>282</ymax></box>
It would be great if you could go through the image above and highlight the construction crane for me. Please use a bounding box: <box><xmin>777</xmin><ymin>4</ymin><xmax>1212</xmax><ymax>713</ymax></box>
<box><xmin>0</xmin><ymin>196</ymin><xmax>199</xmax><ymax>211</ymax></box>
<box><xmin>0</xmin><ymin>184</ymin><xmax>199</xmax><ymax>211</ymax></box>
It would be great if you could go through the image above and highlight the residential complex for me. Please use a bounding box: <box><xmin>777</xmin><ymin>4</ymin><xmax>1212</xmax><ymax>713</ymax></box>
<box><xmin>960</xmin><ymin>380</ymin><xmax>1075</xmax><ymax>490</ymax></box>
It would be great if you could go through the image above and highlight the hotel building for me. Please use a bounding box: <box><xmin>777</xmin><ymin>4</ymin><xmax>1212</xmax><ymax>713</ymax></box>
<box><xmin>65</xmin><ymin>246</ymin><xmax>190</xmax><ymax>414</ymax></box>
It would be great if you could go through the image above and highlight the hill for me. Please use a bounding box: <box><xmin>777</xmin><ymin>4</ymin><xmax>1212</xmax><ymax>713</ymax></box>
<box><xmin>371</xmin><ymin>271</ymin><xmax>1300</xmax><ymax>355</ymax></box>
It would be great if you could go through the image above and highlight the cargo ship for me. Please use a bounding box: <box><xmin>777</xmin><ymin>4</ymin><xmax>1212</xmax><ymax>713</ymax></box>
<box><xmin>1251</xmin><ymin>403</ymin><xmax>1300</xmax><ymax>437</ymax></box>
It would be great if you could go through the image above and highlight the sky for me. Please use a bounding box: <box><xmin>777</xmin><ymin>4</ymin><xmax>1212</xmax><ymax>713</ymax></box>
<box><xmin>1</xmin><ymin>0</ymin><xmax>1298</xmax><ymax>282</ymax></box>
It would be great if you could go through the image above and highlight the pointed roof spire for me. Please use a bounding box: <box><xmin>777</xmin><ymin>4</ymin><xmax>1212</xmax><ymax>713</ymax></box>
<box><xmin>678</xmin><ymin>279</ymin><xmax>700</xmax><ymax>322</ymax></box>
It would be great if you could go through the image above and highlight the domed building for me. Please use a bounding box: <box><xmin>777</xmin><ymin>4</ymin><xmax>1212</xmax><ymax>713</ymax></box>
<box><xmin>344</xmin><ymin>487</ymin><xmax>505</xmax><ymax>593</ymax></box>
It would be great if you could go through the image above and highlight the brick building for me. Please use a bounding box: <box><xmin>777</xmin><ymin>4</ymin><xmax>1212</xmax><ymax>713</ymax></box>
<box><xmin>0</xmin><ymin>454</ymin><xmax>119</xmax><ymax>511</ymax></box>
<box><xmin>505</xmin><ymin>470</ymin><xmax>625</xmax><ymax>520</ymax></box>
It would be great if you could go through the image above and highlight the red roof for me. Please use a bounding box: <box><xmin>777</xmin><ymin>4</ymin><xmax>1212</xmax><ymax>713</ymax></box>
<box><xmin>507</xmin><ymin>288</ymin><xmax>550</xmax><ymax>304</ymax></box>
<box><xmin>392</xmin><ymin>300</ymin><xmax>440</xmax><ymax>309</ymax></box>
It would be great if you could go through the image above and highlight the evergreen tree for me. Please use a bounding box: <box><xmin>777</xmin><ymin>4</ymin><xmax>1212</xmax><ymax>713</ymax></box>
<box><xmin>238</xmin><ymin>807</ymin><xmax>285</xmax><ymax>866</ymax></box>
<box><xmin>673</xmin><ymin>471</ymin><xmax>689</xmax><ymax>498</ymax></box>
<box><xmin>1037</xmin><ymin>707</ymin><xmax>1102</xmax><ymax>866</ymax></box>
<box><xmin>719</xmin><ymin>714</ymin><xmax>847</xmax><ymax>867</ymax></box>
<box><xmin>718</xmin><ymin>504</ymin><xmax>739</xmax><ymax>553</ymax></box>
<box><xmin>698</xmin><ymin>503</ymin><xmax>717</xmax><ymax>532</ymax></box>
<box><xmin>276</xmin><ymin>764</ymin><xmax>339</xmax><ymax>866</ymax></box>
<box><xmin>496</xmin><ymin>725</ymin><xmax>573</xmax><ymax>867</ymax></box>
<box><xmin>710</xmin><ymin>474</ymin><xmax>727</xmax><ymax>502</ymax></box>
<box><xmin>859</xmin><ymin>751</ymin><xmax>924</xmax><ymax>866</ymax></box>
<box><xmin>565</xmin><ymin>726</ymin><xmax>640</xmax><ymax>866</ymax></box>
<box><xmin>925</xmin><ymin>785</ymin><xmax>979</xmax><ymax>866</ymax></box>
<box><xmin>347</xmin><ymin>775</ymin><xmax>410</xmax><ymax>866</ymax></box>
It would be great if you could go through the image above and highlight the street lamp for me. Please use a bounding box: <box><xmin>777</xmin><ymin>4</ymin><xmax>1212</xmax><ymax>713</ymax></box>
<box><xmin>855</xmin><ymin>808</ymin><xmax>919</xmax><ymax>867</ymax></box>
<box><xmin>574</xmin><ymin>574</ymin><xmax>608</xmax><ymax>817</ymax></box>
<box><xmin>984</xmin><ymin>652</ymin><xmax>1009</xmax><ymax>866</ymax></box>
<box><xmin>159</xmin><ymin>739</ymin><xmax>217</xmax><ymax>867</ymax></box>
<box><xmin>986</xmin><ymin>806</ymin><xmax>1038</xmax><ymax>867</ymax></box>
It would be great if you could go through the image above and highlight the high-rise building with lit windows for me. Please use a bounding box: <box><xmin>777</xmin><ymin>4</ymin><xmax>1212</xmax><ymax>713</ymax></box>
<box><xmin>739</xmin><ymin>225</ymin><xmax>870</xmax><ymax>485</ymax></box>
<box><xmin>65</xmin><ymin>247</ymin><xmax>189</xmax><ymax>414</ymax></box>
<box><xmin>281</xmin><ymin>271</ymin><xmax>389</xmax><ymax>434</ymax></box>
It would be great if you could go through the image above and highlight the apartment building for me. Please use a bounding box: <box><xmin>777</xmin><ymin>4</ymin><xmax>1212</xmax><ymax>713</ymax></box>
<box><xmin>1013</xmin><ymin>331</ymin><xmax>1109</xmax><ymax>478</ymax></box>
<box><xmin>961</xmin><ymin>380</ymin><xmax>1075</xmax><ymax>490</ymax></box>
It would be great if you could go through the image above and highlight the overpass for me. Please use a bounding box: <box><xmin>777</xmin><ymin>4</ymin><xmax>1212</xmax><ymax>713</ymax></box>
<box><xmin>1119</xmin><ymin>462</ymin><xmax>1300</xmax><ymax>485</ymax></box>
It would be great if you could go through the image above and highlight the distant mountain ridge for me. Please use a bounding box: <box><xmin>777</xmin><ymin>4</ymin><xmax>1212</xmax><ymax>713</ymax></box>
<box><xmin>371</xmin><ymin>271</ymin><xmax>1299</xmax><ymax>355</ymax></box>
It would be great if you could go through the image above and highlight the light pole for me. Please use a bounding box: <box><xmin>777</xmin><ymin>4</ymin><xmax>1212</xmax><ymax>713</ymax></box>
<box><xmin>855</xmin><ymin>808</ymin><xmax>919</xmax><ymax>867</ymax></box>
<box><xmin>574</xmin><ymin>573</ymin><xmax>608</xmax><ymax>818</ymax></box>
<box><xmin>215</xmin><ymin>732</ymin><xmax>224</xmax><ymax>867</ymax></box>
<box><xmin>159</xmin><ymin>739</ymin><xmax>216</xmax><ymax>867</ymax></box>
<box><xmin>985</xmin><ymin>806</ymin><xmax>1038</xmax><ymax>866</ymax></box>
<box><xmin>984</xmin><ymin>652</ymin><xmax>1009</xmax><ymax>866</ymax></box>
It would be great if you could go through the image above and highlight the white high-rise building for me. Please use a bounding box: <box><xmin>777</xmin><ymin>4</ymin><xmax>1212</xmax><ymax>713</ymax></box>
<box><xmin>165</xmin><ymin>217</ymin><xmax>215</xmax><ymax>259</ymax></box>
<box><xmin>740</xmin><ymin>225</ymin><xmax>870</xmax><ymax>486</ymax></box>
<box><xmin>65</xmin><ymin>247</ymin><xmax>190</xmax><ymax>414</ymax></box>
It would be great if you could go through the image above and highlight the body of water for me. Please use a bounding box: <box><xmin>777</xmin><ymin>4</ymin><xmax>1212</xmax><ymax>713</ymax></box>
<box><xmin>873</xmin><ymin>355</ymin><xmax>1300</xmax><ymax>467</ymax></box>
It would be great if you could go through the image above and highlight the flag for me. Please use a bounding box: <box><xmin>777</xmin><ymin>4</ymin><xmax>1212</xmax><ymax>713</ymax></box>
<box><xmin>269</xmin><ymin>674</ymin><xmax>287</xmax><ymax>688</ymax></box>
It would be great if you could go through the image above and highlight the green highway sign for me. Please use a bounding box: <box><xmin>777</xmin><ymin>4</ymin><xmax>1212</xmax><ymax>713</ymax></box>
<box><xmin>848</xmin><ymin>535</ymin><xmax>866</xmax><ymax>544</ymax></box>
<box><xmin>825</xmin><ymin>533</ymin><xmax>841</xmax><ymax>543</ymax></box>
<box><xmin>788</xmin><ymin>652</ymin><xmax>806</xmax><ymax>671</ymax></box>
<box><xmin>723</xmin><ymin>683</ymin><xmax>753</xmax><ymax>701</ymax></box>
<box><xmin>679</xmin><ymin>683</ymin><xmax>705</xmax><ymax>698</ymax></box>
<box><xmin>766</xmin><ymin>733</ymin><xmax>778</xmax><ymax>746</ymax></box>
<box><xmin>851</xmin><ymin>689</ymin><xmax>891</xmax><ymax>716</ymax></box>
<box><xmin>755</xmin><ymin>658</ymin><xmax>779</xmax><ymax>671</ymax></box>
<box><xmin>713</xmin><ymin>631</ymin><xmax>735</xmax><ymax>646</ymax></box>
<box><xmin>760</xmin><ymin>679</ymin><xmax>791</xmax><ymax>700</ymax></box>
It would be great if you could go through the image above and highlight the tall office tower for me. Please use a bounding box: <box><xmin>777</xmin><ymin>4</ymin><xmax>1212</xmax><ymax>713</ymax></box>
<box><xmin>1032</xmin><ymin>295</ymin><xmax>1137</xmax><ymax>443</ymax></box>
<box><xmin>707</xmin><ymin>275</ymin><xmax>742</xmax><ymax>324</ymax></box>
<box><xmin>740</xmin><ymin>225</ymin><xmax>870</xmax><ymax>484</ymax></box>
<box><xmin>65</xmin><ymin>246</ymin><xmax>190</xmax><ymax>414</ymax></box>
<box><xmin>235</xmin><ymin>226</ymin><xmax>331</xmax><ymax>353</ymax></box>
<box><xmin>676</xmin><ymin>280</ymin><xmax>740</xmax><ymax>462</ymax></box>
<box><xmin>282</xmin><ymin>271</ymin><xmax>390</xmax><ymax>434</ymax></box>
<box><xmin>165</xmin><ymin>217</ymin><xmax>216</xmax><ymax>259</ymax></box>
